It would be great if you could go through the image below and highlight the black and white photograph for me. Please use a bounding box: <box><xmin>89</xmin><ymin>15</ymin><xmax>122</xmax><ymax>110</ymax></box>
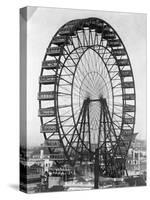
<box><xmin>19</xmin><ymin>6</ymin><xmax>147</xmax><ymax>193</ymax></box>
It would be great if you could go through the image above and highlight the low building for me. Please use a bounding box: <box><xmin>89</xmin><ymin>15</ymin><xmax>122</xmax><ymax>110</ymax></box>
<box><xmin>126</xmin><ymin>139</ymin><xmax>146</xmax><ymax>176</ymax></box>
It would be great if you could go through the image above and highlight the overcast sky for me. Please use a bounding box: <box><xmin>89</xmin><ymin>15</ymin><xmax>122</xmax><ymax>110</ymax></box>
<box><xmin>26</xmin><ymin>7</ymin><xmax>147</xmax><ymax>147</ymax></box>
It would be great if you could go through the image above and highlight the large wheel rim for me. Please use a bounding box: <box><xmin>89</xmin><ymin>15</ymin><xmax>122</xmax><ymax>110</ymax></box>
<box><xmin>38</xmin><ymin>17</ymin><xmax>136</xmax><ymax>170</ymax></box>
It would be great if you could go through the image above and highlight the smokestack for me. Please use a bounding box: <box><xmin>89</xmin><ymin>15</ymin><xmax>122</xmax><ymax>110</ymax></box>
<box><xmin>40</xmin><ymin>149</ymin><xmax>44</xmax><ymax>159</ymax></box>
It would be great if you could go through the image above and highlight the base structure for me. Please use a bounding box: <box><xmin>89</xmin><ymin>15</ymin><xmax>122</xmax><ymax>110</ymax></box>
<box><xmin>72</xmin><ymin>97</ymin><xmax>128</xmax><ymax>186</ymax></box>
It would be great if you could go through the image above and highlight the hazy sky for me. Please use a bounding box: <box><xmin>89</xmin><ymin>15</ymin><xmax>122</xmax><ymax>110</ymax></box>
<box><xmin>26</xmin><ymin>7</ymin><xmax>147</xmax><ymax>147</ymax></box>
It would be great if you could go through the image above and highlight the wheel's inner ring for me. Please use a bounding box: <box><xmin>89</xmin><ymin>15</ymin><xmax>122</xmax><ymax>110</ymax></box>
<box><xmin>72</xmin><ymin>48</ymin><xmax>113</xmax><ymax>147</ymax></box>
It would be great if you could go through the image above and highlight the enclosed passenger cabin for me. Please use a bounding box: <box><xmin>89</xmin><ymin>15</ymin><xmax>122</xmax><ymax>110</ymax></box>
<box><xmin>124</xmin><ymin>105</ymin><xmax>135</xmax><ymax>112</ymax></box>
<box><xmin>42</xmin><ymin>60</ymin><xmax>60</xmax><ymax>70</ymax></box>
<box><xmin>43</xmin><ymin>139</ymin><xmax>61</xmax><ymax>148</ymax></box>
<box><xmin>108</xmin><ymin>39</ymin><xmax>121</xmax><ymax>47</ymax></box>
<box><xmin>95</xmin><ymin>22</ymin><xmax>103</xmax><ymax>33</ymax></box>
<box><xmin>52</xmin><ymin>36</ymin><xmax>69</xmax><ymax>46</ymax></box>
<box><xmin>122</xmin><ymin>93</ymin><xmax>135</xmax><ymax>100</ymax></box>
<box><xmin>38</xmin><ymin>107</ymin><xmax>55</xmax><ymax>117</ymax></box>
<box><xmin>120</xmin><ymin>70</ymin><xmax>132</xmax><ymax>77</ymax></box>
<box><xmin>122</xmin><ymin>82</ymin><xmax>134</xmax><ymax>88</ymax></box>
<box><xmin>117</xmin><ymin>59</ymin><xmax>130</xmax><ymax>66</ymax></box>
<box><xmin>59</xmin><ymin>24</ymin><xmax>75</xmax><ymax>36</ymax></box>
<box><xmin>39</xmin><ymin>75</ymin><xmax>56</xmax><ymax>85</ymax></box>
<box><xmin>103</xmin><ymin>31</ymin><xmax>116</xmax><ymax>40</ymax></box>
<box><xmin>123</xmin><ymin>117</ymin><xmax>135</xmax><ymax>124</ymax></box>
<box><xmin>40</xmin><ymin>124</ymin><xmax>58</xmax><ymax>133</ymax></box>
<box><xmin>112</xmin><ymin>49</ymin><xmax>126</xmax><ymax>56</ymax></box>
<box><xmin>38</xmin><ymin>91</ymin><xmax>55</xmax><ymax>100</ymax></box>
<box><xmin>46</xmin><ymin>47</ymin><xmax>62</xmax><ymax>56</ymax></box>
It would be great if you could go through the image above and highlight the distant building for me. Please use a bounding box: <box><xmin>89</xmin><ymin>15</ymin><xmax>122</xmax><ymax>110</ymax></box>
<box><xmin>126</xmin><ymin>139</ymin><xmax>146</xmax><ymax>176</ymax></box>
<box><xmin>20</xmin><ymin>162</ymin><xmax>42</xmax><ymax>193</ymax></box>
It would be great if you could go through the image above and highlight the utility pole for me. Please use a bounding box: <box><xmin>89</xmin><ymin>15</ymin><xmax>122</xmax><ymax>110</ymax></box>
<box><xmin>94</xmin><ymin>148</ymin><xmax>99</xmax><ymax>189</ymax></box>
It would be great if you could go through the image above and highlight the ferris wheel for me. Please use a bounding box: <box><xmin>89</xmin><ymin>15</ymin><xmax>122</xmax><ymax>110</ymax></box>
<box><xmin>38</xmin><ymin>17</ymin><xmax>136</xmax><ymax>177</ymax></box>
